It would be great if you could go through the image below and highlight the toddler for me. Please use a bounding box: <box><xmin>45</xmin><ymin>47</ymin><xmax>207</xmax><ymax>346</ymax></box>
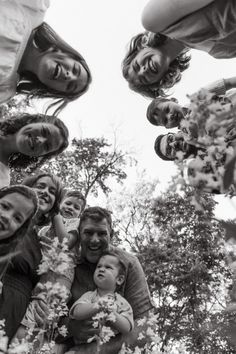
<box><xmin>68</xmin><ymin>251</ymin><xmax>134</xmax><ymax>347</ymax></box>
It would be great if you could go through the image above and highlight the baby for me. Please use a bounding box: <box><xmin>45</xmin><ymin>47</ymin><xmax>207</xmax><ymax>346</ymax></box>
<box><xmin>15</xmin><ymin>189</ymin><xmax>86</xmax><ymax>339</ymax></box>
<box><xmin>68</xmin><ymin>251</ymin><xmax>134</xmax><ymax>347</ymax></box>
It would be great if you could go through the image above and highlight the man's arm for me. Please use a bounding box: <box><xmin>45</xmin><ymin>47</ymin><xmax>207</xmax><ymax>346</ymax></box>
<box><xmin>202</xmin><ymin>77</ymin><xmax>236</xmax><ymax>96</ymax></box>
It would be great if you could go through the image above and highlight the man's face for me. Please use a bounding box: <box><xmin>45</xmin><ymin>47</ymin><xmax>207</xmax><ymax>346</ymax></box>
<box><xmin>80</xmin><ymin>217</ymin><xmax>111</xmax><ymax>263</ymax></box>
<box><xmin>159</xmin><ymin>133</ymin><xmax>198</xmax><ymax>160</ymax></box>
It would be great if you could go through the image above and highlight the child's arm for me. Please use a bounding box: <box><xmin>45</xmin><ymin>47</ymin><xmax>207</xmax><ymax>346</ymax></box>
<box><xmin>52</xmin><ymin>214</ymin><xmax>77</xmax><ymax>249</ymax></box>
<box><xmin>70</xmin><ymin>302</ymin><xmax>99</xmax><ymax>320</ymax></box>
<box><xmin>108</xmin><ymin>312</ymin><xmax>132</xmax><ymax>334</ymax></box>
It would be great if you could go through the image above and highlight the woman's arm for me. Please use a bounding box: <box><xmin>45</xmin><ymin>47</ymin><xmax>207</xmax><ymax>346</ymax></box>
<box><xmin>142</xmin><ymin>0</ymin><xmax>215</xmax><ymax>33</ymax></box>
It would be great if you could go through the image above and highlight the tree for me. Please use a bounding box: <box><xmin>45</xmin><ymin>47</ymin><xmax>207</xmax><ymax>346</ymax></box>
<box><xmin>8</xmin><ymin>137</ymin><xmax>130</xmax><ymax>198</ymax></box>
<box><xmin>108</xmin><ymin>173</ymin><xmax>159</xmax><ymax>251</ymax></box>
<box><xmin>112</xmin><ymin>180</ymin><xmax>236</xmax><ymax>353</ymax></box>
<box><xmin>139</xmin><ymin>187</ymin><xmax>235</xmax><ymax>353</ymax></box>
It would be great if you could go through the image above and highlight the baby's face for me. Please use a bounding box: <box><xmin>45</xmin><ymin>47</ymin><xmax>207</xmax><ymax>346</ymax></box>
<box><xmin>151</xmin><ymin>100</ymin><xmax>184</xmax><ymax>128</ymax></box>
<box><xmin>60</xmin><ymin>196</ymin><xmax>84</xmax><ymax>219</ymax></box>
<box><xmin>94</xmin><ymin>255</ymin><xmax>122</xmax><ymax>292</ymax></box>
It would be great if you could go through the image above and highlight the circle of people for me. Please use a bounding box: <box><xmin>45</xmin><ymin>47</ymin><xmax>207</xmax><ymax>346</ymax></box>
<box><xmin>0</xmin><ymin>0</ymin><xmax>236</xmax><ymax>353</ymax></box>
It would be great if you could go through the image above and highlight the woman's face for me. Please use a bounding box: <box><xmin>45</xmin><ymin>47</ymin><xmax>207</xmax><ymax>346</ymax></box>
<box><xmin>37</xmin><ymin>51</ymin><xmax>88</xmax><ymax>95</ymax></box>
<box><xmin>127</xmin><ymin>47</ymin><xmax>169</xmax><ymax>86</ymax></box>
<box><xmin>0</xmin><ymin>192</ymin><xmax>33</xmax><ymax>241</ymax></box>
<box><xmin>33</xmin><ymin>176</ymin><xmax>57</xmax><ymax>214</ymax></box>
<box><xmin>16</xmin><ymin>122</ymin><xmax>64</xmax><ymax>157</ymax></box>
<box><xmin>151</xmin><ymin>100</ymin><xmax>184</xmax><ymax>128</ymax></box>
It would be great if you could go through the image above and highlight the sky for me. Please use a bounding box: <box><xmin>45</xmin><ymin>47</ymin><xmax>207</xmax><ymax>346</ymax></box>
<box><xmin>43</xmin><ymin>0</ymin><xmax>236</xmax><ymax>220</ymax></box>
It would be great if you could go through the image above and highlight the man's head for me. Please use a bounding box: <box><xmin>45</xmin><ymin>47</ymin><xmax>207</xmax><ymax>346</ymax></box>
<box><xmin>94</xmin><ymin>252</ymin><xmax>126</xmax><ymax>292</ymax></box>
<box><xmin>146</xmin><ymin>97</ymin><xmax>184</xmax><ymax>128</ymax></box>
<box><xmin>79</xmin><ymin>207</ymin><xmax>113</xmax><ymax>264</ymax></box>
<box><xmin>154</xmin><ymin>132</ymin><xmax>199</xmax><ymax>161</ymax></box>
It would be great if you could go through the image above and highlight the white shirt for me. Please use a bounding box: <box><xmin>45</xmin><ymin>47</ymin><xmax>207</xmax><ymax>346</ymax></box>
<box><xmin>0</xmin><ymin>0</ymin><xmax>50</xmax><ymax>104</ymax></box>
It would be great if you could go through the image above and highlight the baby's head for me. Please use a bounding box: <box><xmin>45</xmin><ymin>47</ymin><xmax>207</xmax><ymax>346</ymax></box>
<box><xmin>60</xmin><ymin>189</ymin><xmax>86</xmax><ymax>219</ymax></box>
<box><xmin>146</xmin><ymin>97</ymin><xmax>185</xmax><ymax>128</ymax></box>
<box><xmin>94</xmin><ymin>252</ymin><xmax>126</xmax><ymax>292</ymax></box>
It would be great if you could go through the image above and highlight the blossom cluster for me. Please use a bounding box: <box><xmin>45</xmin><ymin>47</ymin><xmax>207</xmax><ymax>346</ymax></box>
<box><xmin>173</xmin><ymin>89</ymin><xmax>236</xmax><ymax>208</ymax></box>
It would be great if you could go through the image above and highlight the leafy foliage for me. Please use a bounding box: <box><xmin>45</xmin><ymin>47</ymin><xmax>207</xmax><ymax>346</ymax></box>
<box><xmin>11</xmin><ymin>137</ymin><xmax>129</xmax><ymax>198</ymax></box>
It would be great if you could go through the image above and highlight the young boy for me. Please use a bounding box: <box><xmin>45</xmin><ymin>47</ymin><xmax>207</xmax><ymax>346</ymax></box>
<box><xmin>68</xmin><ymin>251</ymin><xmax>134</xmax><ymax>344</ymax></box>
<box><xmin>15</xmin><ymin>189</ymin><xmax>86</xmax><ymax>339</ymax></box>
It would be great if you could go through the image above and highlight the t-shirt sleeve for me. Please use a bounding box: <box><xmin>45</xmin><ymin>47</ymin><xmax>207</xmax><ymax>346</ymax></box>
<box><xmin>124</xmin><ymin>255</ymin><xmax>154</xmax><ymax>318</ymax></box>
<box><xmin>202</xmin><ymin>79</ymin><xmax>227</xmax><ymax>96</ymax></box>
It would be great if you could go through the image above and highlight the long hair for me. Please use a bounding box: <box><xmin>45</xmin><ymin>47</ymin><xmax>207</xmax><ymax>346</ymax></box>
<box><xmin>122</xmin><ymin>32</ymin><xmax>191</xmax><ymax>98</ymax></box>
<box><xmin>22</xmin><ymin>172</ymin><xmax>63</xmax><ymax>226</ymax></box>
<box><xmin>17</xmin><ymin>22</ymin><xmax>92</xmax><ymax>115</ymax></box>
<box><xmin>0</xmin><ymin>185</ymin><xmax>38</xmax><ymax>253</ymax></box>
<box><xmin>0</xmin><ymin>113</ymin><xmax>69</xmax><ymax>171</ymax></box>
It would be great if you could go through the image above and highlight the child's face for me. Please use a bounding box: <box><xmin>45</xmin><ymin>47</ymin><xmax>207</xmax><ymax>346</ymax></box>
<box><xmin>151</xmin><ymin>100</ymin><xmax>184</xmax><ymax>128</ymax></box>
<box><xmin>60</xmin><ymin>196</ymin><xmax>84</xmax><ymax>219</ymax></box>
<box><xmin>0</xmin><ymin>193</ymin><xmax>33</xmax><ymax>241</ymax></box>
<box><xmin>94</xmin><ymin>255</ymin><xmax>124</xmax><ymax>292</ymax></box>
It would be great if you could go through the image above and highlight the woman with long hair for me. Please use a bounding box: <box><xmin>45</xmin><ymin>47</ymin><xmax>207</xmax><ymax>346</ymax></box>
<box><xmin>0</xmin><ymin>172</ymin><xmax>63</xmax><ymax>341</ymax></box>
<box><xmin>0</xmin><ymin>113</ymin><xmax>69</xmax><ymax>187</ymax></box>
<box><xmin>0</xmin><ymin>1</ymin><xmax>92</xmax><ymax>114</ymax></box>
<box><xmin>122</xmin><ymin>0</ymin><xmax>236</xmax><ymax>99</ymax></box>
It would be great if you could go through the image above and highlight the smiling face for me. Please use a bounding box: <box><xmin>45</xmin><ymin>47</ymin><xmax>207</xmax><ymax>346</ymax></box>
<box><xmin>33</xmin><ymin>176</ymin><xmax>57</xmax><ymax>214</ymax></box>
<box><xmin>60</xmin><ymin>196</ymin><xmax>84</xmax><ymax>219</ymax></box>
<box><xmin>159</xmin><ymin>133</ymin><xmax>197</xmax><ymax>160</ymax></box>
<box><xmin>127</xmin><ymin>47</ymin><xmax>169</xmax><ymax>86</ymax></box>
<box><xmin>149</xmin><ymin>100</ymin><xmax>184</xmax><ymax>128</ymax></box>
<box><xmin>16</xmin><ymin>122</ymin><xmax>63</xmax><ymax>157</ymax></box>
<box><xmin>80</xmin><ymin>217</ymin><xmax>111</xmax><ymax>264</ymax></box>
<box><xmin>93</xmin><ymin>255</ymin><xmax>124</xmax><ymax>292</ymax></box>
<box><xmin>37</xmin><ymin>51</ymin><xmax>88</xmax><ymax>95</ymax></box>
<box><xmin>0</xmin><ymin>193</ymin><xmax>33</xmax><ymax>241</ymax></box>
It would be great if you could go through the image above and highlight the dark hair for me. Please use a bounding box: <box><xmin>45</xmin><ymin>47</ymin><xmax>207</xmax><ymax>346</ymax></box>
<box><xmin>154</xmin><ymin>134</ymin><xmax>175</xmax><ymax>161</ymax></box>
<box><xmin>0</xmin><ymin>113</ymin><xmax>69</xmax><ymax>171</ymax></box>
<box><xmin>0</xmin><ymin>185</ymin><xmax>38</xmax><ymax>252</ymax></box>
<box><xmin>17</xmin><ymin>22</ymin><xmax>92</xmax><ymax>115</ymax></box>
<box><xmin>147</xmin><ymin>97</ymin><xmax>180</xmax><ymax>125</ymax></box>
<box><xmin>99</xmin><ymin>251</ymin><xmax>126</xmax><ymax>277</ymax></box>
<box><xmin>146</xmin><ymin>98</ymin><xmax>169</xmax><ymax>125</ymax></box>
<box><xmin>22</xmin><ymin>172</ymin><xmax>63</xmax><ymax>226</ymax></box>
<box><xmin>79</xmin><ymin>207</ymin><xmax>113</xmax><ymax>237</ymax></box>
<box><xmin>62</xmin><ymin>189</ymin><xmax>86</xmax><ymax>211</ymax></box>
<box><xmin>122</xmin><ymin>32</ymin><xmax>191</xmax><ymax>98</ymax></box>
